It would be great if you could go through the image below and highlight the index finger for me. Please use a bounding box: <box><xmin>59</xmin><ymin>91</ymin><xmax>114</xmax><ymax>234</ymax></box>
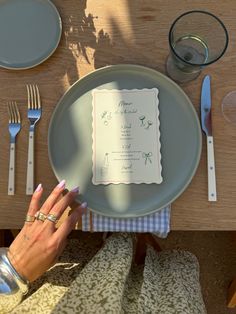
<box><xmin>27</xmin><ymin>184</ymin><xmax>43</xmax><ymax>216</ymax></box>
<box><xmin>39</xmin><ymin>180</ymin><xmax>66</xmax><ymax>216</ymax></box>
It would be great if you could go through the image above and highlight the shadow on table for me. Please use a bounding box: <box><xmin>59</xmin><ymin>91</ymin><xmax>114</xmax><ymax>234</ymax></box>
<box><xmin>64</xmin><ymin>0</ymin><xmax>166</xmax><ymax>78</ymax></box>
<box><xmin>61</xmin><ymin>0</ymin><xmax>97</xmax><ymax>85</ymax></box>
<box><xmin>93</xmin><ymin>1</ymin><xmax>166</xmax><ymax>71</ymax></box>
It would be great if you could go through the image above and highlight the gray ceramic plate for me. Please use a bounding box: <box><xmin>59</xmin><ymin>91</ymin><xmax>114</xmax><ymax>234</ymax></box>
<box><xmin>0</xmin><ymin>0</ymin><xmax>62</xmax><ymax>70</ymax></box>
<box><xmin>48</xmin><ymin>65</ymin><xmax>202</xmax><ymax>218</ymax></box>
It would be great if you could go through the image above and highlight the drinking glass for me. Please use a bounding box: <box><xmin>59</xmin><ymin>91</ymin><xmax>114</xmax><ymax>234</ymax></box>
<box><xmin>166</xmin><ymin>10</ymin><xmax>229</xmax><ymax>83</ymax></box>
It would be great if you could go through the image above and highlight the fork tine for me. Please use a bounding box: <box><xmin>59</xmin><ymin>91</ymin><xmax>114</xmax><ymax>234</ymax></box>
<box><xmin>12</xmin><ymin>102</ymin><xmax>17</xmax><ymax>123</ymax></box>
<box><xmin>26</xmin><ymin>84</ymin><xmax>32</xmax><ymax>109</ymax></box>
<box><xmin>33</xmin><ymin>85</ymin><xmax>37</xmax><ymax>110</ymax></box>
<box><xmin>28</xmin><ymin>84</ymin><xmax>34</xmax><ymax>109</ymax></box>
<box><xmin>14</xmin><ymin>102</ymin><xmax>20</xmax><ymax>123</ymax></box>
<box><xmin>30</xmin><ymin>84</ymin><xmax>34</xmax><ymax>109</ymax></box>
<box><xmin>7</xmin><ymin>102</ymin><xmax>12</xmax><ymax>123</ymax></box>
<box><xmin>27</xmin><ymin>85</ymin><xmax>31</xmax><ymax>109</ymax></box>
<box><xmin>9</xmin><ymin>102</ymin><xmax>14</xmax><ymax>123</ymax></box>
<box><xmin>13</xmin><ymin>102</ymin><xmax>17</xmax><ymax>123</ymax></box>
<box><xmin>35</xmin><ymin>85</ymin><xmax>41</xmax><ymax>109</ymax></box>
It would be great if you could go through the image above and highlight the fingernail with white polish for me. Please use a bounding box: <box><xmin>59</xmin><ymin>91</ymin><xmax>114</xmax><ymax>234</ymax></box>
<box><xmin>71</xmin><ymin>187</ymin><xmax>79</xmax><ymax>193</ymax></box>
<box><xmin>35</xmin><ymin>183</ymin><xmax>42</xmax><ymax>192</ymax></box>
<box><xmin>57</xmin><ymin>180</ymin><xmax>66</xmax><ymax>189</ymax></box>
<box><xmin>80</xmin><ymin>202</ymin><xmax>87</xmax><ymax>209</ymax></box>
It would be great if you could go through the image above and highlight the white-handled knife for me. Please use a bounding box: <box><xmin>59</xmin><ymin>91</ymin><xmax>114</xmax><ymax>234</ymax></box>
<box><xmin>201</xmin><ymin>75</ymin><xmax>217</xmax><ymax>201</ymax></box>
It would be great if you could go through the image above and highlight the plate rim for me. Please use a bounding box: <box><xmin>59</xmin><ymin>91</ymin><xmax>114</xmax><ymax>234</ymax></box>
<box><xmin>48</xmin><ymin>64</ymin><xmax>202</xmax><ymax>217</ymax></box>
<box><xmin>0</xmin><ymin>0</ymin><xmax>62</xmax><ymax>70</ymax></box>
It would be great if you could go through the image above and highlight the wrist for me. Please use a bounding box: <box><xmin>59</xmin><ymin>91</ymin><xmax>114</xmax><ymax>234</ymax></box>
<box><xmin>0</xmin><ymin>247</ymin><xmax>29</xmax><ymax>295</ymax></box>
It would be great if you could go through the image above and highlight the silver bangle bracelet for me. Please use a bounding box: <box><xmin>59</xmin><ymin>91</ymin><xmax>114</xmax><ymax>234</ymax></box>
<box><xmin>0</xmin><ymin>247</ymin><xmax>29</xmax><ymax>295</ymax></box>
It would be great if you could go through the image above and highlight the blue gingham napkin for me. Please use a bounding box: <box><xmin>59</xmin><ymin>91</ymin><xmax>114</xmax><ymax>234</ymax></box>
<box><xmin>81</xmin><ymin>205</ymin><xmax>171</xmax><ymax>238</ymax></box>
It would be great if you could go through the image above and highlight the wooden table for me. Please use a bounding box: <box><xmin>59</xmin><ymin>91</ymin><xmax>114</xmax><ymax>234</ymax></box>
<box><xmin>0</xmin><ymin>0</ymin><xmax>236</xmax><ymax>230</ymax></box>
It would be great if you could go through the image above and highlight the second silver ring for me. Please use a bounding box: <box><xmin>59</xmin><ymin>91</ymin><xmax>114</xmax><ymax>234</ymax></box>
<box><xmin>47</xmin><ymin>214</ymin><xmax>58</xmax><ymax>224</ymax></box>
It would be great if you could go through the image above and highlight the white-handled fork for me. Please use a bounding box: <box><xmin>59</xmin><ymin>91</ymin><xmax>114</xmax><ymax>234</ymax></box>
<box><xmin>26</xmin><ymin>84</ymin><xmax>42</xmax><ymax>195</ymax></box>
<box><xmin>7</xmin><ymin>102</ymin><xmax>21</xmax><ymax>195</ymax></box>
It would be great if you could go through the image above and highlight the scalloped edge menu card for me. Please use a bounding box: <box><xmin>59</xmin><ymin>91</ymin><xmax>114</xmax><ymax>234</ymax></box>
<box><xmin>92</xmin><ymin>88</ymin><xmax>162</xmax><ymax>185</ymax></box>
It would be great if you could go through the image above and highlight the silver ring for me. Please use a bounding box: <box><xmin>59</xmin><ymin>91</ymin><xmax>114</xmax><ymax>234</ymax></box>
<box><xmin>36</xmin><ymin>211</ymin><xmax>47</xmax><ymax>222</ymax></box>
<box><xmin>25</xmin><ymin>215</ymin><xmax>35</xmax><ymax>223</ymax></box>
<box><xmin>47</xmin><ymin>214</ymin><xmax>58</xmax><ymax>224</ymax></box>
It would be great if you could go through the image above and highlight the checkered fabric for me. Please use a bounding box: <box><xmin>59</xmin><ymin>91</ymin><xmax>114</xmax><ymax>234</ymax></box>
<box><xmin>82</xmin><ymin>205</ymin><xmax>171</xmax><ymax>238</ymax></box>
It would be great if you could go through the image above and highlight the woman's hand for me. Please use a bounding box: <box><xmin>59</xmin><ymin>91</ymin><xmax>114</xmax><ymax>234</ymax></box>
<box><xmin>7</xmin><ymin>181</ymin><xmax>87</xmax><ymax>282</ymax></box>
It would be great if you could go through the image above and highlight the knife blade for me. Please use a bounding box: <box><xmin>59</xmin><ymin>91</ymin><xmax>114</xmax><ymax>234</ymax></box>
<box><xmin>201</xmin><ymin>75</ymin><xmax>217</xmax><ymax>201</ymax></box>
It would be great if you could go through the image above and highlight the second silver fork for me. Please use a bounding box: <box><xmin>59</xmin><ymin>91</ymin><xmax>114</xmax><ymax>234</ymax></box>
<box><xmin>26</xmin><ymin>84</ymin><xmax>42</xmax><ymax>195</ymax></box>
<box><xmin>7</xmin><ymin>102</ymin><xmax>21</xmax><ymax>195</ymax></box>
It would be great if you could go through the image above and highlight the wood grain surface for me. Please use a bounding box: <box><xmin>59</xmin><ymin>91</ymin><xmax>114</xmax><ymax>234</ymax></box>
<box><xmin>0</xmin><ymin>0</ymin><xmax>236</xmax><ymax>230</ymax></box>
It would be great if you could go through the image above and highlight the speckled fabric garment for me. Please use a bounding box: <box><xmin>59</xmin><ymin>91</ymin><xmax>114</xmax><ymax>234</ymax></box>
<box><xmin>11</xmin><ymin>233</ymin><xmax>206</xmax><ymax>314</ymax></box>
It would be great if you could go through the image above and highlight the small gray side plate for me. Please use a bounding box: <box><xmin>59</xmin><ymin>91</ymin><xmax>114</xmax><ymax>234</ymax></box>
<box><xmin>0</xmin><ymin>0</ymin><xmax>62</xmax><ymax>69</ymax></box>
<box><xmin>48</xmin><ymin>65</ymin><xmax>202</xmax><ymax>218</ymax></box>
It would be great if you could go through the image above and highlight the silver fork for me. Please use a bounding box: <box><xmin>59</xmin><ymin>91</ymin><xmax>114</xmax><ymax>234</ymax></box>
<box><xmin>7</xmin><ymin>102</ymin><xmax>21</xmax><ymax>195</ymax></box>
<box><xmin>26</xmin><ymin>84</ymin><xmax>42</xmax><ymax>195</ymax></box>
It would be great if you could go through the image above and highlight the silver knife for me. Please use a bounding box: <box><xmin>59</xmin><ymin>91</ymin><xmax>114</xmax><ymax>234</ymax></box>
<box><xmin>201</xmin><ymin>75</ymin><xmax>217</xmax><ymax>201</ymax></box>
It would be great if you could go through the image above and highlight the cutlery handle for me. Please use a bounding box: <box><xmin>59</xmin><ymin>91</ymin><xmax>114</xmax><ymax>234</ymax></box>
<box><xmin>207</xmin><ymin>136</ymin><xmax>217</xmax><ymax>201</ymax></box>
<box><xmin>8</xmin><ymin>143</ymin><xmax>15</xmax><ymax>195</ymax></box>
<box><xmin>26</xmin><ymin>130</ymin><xmax>34</xmax><ymax>195</ymax></box>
